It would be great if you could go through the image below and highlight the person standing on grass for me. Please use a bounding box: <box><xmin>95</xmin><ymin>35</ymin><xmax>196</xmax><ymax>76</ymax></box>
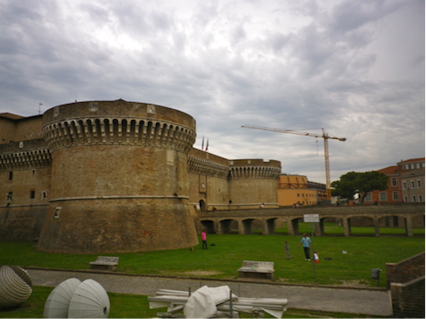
<box><xmin>202</xmin><ymin>229</ymin><xmax>207</xmax><ymax>250</ymax></box>
<box><xmin>285</xmin><ymin>241</ymin><xmax>290</xmax><ymax>260</ymax></box>
<box><xmin>314</xmin><ymin>251</ymin><xmax>319</xmax><ymax>263</ymax></box>
<box><xmin>297</xmin><ymin>233</ymin><xmax>311</xmax><ymax>261</ymax></box>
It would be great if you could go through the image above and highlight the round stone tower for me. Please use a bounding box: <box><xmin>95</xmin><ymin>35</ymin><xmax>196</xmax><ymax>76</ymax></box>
<box><xmin>229</xmin><ymin>159</ymin><xmax>281</xmax><ymax>208</ymax></box>
<box><xmin>37</xmin><ymin>100</ymin><xmax>198</xmax><ymax>254</ymax></box>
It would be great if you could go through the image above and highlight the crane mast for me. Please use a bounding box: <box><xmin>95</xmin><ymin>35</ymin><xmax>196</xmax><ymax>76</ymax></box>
<box><xmin>242</xmin><ymin>124</ymin><xmax>346</xmax><ymax>200</ymax></box>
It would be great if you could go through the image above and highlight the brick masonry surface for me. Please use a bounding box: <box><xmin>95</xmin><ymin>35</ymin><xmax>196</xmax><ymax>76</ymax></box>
<box><xmin>386</xmin><ymin>252</ymin><xmax>425</xmax><ymax>318</ymax></box>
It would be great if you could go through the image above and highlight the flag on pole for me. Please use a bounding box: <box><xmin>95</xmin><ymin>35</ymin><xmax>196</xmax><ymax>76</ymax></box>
<box><xmin>205</xmin><ymin>139</ymin><xmax>209</xmax><ymax>151</ymax></box>
<box><xmin>201</xmin><ymin>136</ymin><xmax>204</xmax><ymax>150</ymax></box>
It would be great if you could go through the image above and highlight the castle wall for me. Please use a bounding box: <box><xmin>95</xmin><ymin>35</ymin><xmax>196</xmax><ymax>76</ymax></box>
<box><xmin>188</xmin><ymin>149</ymin><xmax>230</xmax><ymax>211</ymax></box>
<box><xmin>15</xmin><ymin>116</ymin><xmax>44</xmax><ymax>141</ymax></box>
<box><xmin>1</xmin><ymin>100</ymin><xmax>283</xmax><ymax>253</ymax></box>
<box><xmin>0</xmin><ymin>138</ymin><xmax>51</xmax><ymax>241</ymax></box>
<box><xmin>205</xmin><ymin>175</ymin><xmax>230</xmax><ymax>210</ymax></box>
<box><xmin>0</xmin><ymin>114</ymin><xmax>43</xmax><ymax>143</ymax></box>
<box><xmin>0</xmin><ymin>116</ymin><xmax>16</xmax><ymax>143</ymax></box>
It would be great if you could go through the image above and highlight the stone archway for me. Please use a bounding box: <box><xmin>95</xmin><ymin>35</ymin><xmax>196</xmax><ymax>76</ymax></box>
<box><xmin>200</xmin><ymin>220</ymin><xmax>216</xmax><ymax>234</ymax></box>
<box><xmin>219</xmin><ymin>219</ymin><xmax>238</xmax><ymax>234</ymax></box>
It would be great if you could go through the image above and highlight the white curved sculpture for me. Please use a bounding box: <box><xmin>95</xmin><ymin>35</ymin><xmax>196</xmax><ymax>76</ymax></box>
<box><xmin>43</xmin><ymin>278</ymin><xmax>81</xmax><ymax>318</ymax></box>
<box><xmin>0</xmin><ymin>266</ymin><xmax>32</xmax><ymax>308</ymax></box>
<box><xmin>10</xmin><ymin>266</ymin><xmax>32</xmax><ymax>288</ymax></box>
<box><xmin>68</xmin><ymin>279</ymin><xmax>110</xmax><ymax>318</ymax></box>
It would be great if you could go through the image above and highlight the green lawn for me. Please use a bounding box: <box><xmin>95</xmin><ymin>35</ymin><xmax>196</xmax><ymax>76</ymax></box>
<box><xmin>0</xmin><ymin>229</ymin><xmax>424</xmax><ymax>287</ymax></box>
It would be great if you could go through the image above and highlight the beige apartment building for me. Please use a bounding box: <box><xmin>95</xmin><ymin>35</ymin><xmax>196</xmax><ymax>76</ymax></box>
<box><xmin>398</xmin><ymin>158</ymin><xmax>425</xmax><ymax>203</ymax></box>
<box><xmin>277</xmin><ymin>174</ymin><xmax>326</xmax><ymax>207</ymax></box>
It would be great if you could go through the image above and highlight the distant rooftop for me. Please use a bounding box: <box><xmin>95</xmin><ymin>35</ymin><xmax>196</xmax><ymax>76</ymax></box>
<box><xmin>398</xmin><ymin>158</ymin><xmax>425</xmax><ymax>164</ymax></box>
<box><xmin>0</xmin><ymin>113</ymin><xmax>25</xmax><ymax>120</ymax></box>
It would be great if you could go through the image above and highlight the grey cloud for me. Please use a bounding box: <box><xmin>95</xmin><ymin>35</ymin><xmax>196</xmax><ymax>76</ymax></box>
<box><xmin>0</xmin><ymin>0</ymin><xmax>423</xmax><ymax>184</ymax></box>
<box><xmin>326</xmin><ymin>0</ymin><xmax>401</xmax><ymax>35</ymax></box>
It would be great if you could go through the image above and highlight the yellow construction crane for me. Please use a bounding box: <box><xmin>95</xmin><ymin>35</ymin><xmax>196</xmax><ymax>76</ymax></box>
<box><xmin>241</xmin><ymin>124</ymin><xmax>346</xmax><ymax>200</ymax></box>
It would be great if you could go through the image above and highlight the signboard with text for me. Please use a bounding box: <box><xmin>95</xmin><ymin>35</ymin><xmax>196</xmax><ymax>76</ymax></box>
<box><xmin>303</xmin><ymin>214</ymin><xmax>319</xmax><ymax>223</ymax></box>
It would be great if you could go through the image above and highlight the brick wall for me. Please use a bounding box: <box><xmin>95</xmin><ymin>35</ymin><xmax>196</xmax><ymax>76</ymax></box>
<box><xmin>390</xmin><ymin>276</ymin><xmax>425</xmax><ymax>318</ymax></box>
<box><xmin>386</xmin><ymin>252</ymin><xmax>425</xmax><ymax>318</ymax></box>
<box><xmin>386</xmin><ymin>251</ymin><xmax>425</xmax><ymax>288</ymax></box>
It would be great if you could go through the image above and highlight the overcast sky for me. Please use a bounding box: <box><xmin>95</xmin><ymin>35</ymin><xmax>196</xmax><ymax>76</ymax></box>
<box><xmin>0</xmin><ymin>0</ymin><xmax>424</xmax><ymax>184</ymax></box>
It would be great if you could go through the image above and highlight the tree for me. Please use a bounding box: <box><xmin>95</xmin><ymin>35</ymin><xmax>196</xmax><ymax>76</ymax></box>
<box><xmin>331</xmin><ymin>171</ymin><xmax>388</xmax><ymax>203</ymax></box>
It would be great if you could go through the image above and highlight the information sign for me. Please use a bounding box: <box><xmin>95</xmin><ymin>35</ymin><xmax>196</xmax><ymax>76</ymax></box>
<box><xmin>303</xmin><ymin>214</ymin><xmax>319</xmax><ymax>223</ymax></box>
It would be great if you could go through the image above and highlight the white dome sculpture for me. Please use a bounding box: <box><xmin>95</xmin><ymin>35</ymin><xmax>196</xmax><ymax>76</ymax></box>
<box><xmin>43</xmin><ymin>278</ymin><xmax>81</xmax><ymax>318</ymax></box>
<box><xmin>68</xmin><ymin>279</ymin><xmax>110</xmax><ymax>318</ymax></box>
<box><xmin>0</xmin><ymin>266</ymin><xmax>32</xmax><ymax>308</ymax></box>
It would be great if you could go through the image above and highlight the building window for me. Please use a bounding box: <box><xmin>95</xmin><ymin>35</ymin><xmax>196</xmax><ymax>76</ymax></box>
<box><xmin>8</xmin><ymin>172</ymin><xmax>13</xmax><ymax>181</ymax></box>
<box><xmin>417</xmin><ymin>180</ymin><xmax>421</xmax><ymax>188</ymax></box>
<box><xmin>404</xmin><ymin>196</ymin><xmax>408</xmax><ymax>202</ymax></box>
<box><xmin>391</xmin><ymin>178</ymin><xmax>397</xmax><ymax>187</ymax></box>
<box><xmin>403</xmin><ymin>182</ymin><xmax>407</xmax><ymax>190</ymax></box>
<box><xmin>379</xmin><ymin>192</ymin><xmax>387</xmax><ymax>201</ymax></box>
<box><xmin>411</xmin><ymin>181</ymin><xmax>415</xmax><ymax>188</ymax></box>
<box><xmin>365</xmin><ymin>192</ymin><xmax>372</xmax><ymax>202</ymax></box>
<box><xmin>42</xmin><ymin>192</ymin><xmax>47</xmax><ymax>199</ymax></box>
<box><xmin>412</xmin><ymin>195</ymin><xmax>417</xmax><ymax>202</ymax></box>
<box><xmin>6</xmin><ymin>192</ymin><xmax>12</xmax><ymax>201</ymax></box>
<box><xmin>30</xmin><ymin>190</ymin><xmax>35</xmax><ymax>199</ymax></box>
<box><xmin>419</xmin><ymin>195</ymin><xmax>423</xmax><ymax>202</ymax></box>
<box><xmin>392</xmin><ymin>192</ymin><xmax>398</xmax><ymax>201</ymax></box>
<box><xmin>54</xmin><ymin>207</ymin><xmax>61</xmax><ymax>219</ymax></box>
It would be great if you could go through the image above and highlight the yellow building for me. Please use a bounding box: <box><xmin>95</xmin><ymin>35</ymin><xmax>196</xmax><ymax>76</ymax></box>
<box><xmin>277</xmin><ymin>174</ymin><xmax>326</xmax><ymax>207</ymax></box>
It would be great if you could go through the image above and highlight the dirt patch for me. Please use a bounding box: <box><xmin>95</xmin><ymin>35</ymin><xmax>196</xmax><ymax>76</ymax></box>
<box><xmin>180</xmin><ymin>270</ymin><xmax>223</xmax><ymax>276</ymax></box>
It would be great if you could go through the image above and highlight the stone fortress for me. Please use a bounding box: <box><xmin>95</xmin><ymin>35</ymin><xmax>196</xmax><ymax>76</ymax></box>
<box><xmin>0</xmin><ymin>99</ymin><xmax>281</xmax><ymax>254</ymax></box>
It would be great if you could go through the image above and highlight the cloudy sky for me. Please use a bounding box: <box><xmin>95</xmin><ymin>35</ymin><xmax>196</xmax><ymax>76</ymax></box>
<box><xmin>0</xmin><ymin>0</ymin><xmax>424</xmax><ymax>184</ymax></box>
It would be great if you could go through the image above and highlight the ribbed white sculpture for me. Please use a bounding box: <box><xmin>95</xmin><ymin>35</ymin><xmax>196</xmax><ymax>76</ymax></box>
<box><xmin>68</xmin><ymin>279</ymin><xmax>110</xmax><ymax>318</ymax></box>
<box><xmin>0</xmin><ymin>266</ymin><xmax>32</xmax><ymax>308</ymax></box>
<box><xmin>43</xmin><ymin>278</ymin><xmax>81</xmax><ymax>318</ymax></box>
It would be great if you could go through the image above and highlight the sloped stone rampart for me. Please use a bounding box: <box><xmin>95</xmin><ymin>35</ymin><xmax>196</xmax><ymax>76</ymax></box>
<box><xmin>0</xmin><ymin>206</ymin><xmax>47</xmax><ymax>241</ymax></box>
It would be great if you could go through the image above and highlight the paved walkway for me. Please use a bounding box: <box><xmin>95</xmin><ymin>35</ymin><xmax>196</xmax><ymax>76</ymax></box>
<box><xmin>26</xmin><ymin>268</ymin><xmax>392</xmax><ymax>317</ymax></box>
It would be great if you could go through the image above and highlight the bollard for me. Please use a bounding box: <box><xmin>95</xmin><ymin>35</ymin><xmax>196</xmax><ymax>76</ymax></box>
<box><xmin>371</xmin><ymin>268</ymin><xmax>381</xmax><ymax>287</ymax></box>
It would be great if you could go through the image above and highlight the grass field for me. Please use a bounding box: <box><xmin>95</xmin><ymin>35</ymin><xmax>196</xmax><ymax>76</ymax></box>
<box><xmin>0</xmin><ymin>225</ymin><xmax>424</xmax><ymax>318</ymax></box>
<box><xmin>0</xmin><ymin>225</ymin><xmax>424</xmax><ymax>286</ymax></box>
